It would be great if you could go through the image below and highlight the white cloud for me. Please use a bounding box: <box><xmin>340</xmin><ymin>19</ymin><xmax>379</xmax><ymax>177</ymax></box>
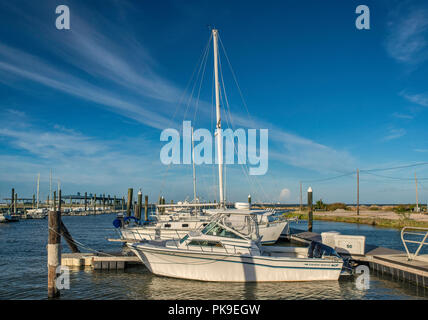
<box><xmin>382</xmin><ymin>128</ymin><xmax>406</xmax><ymax>141</ymax></box>
<box><xmin>385</xmin><ymin>7</ymin><xmax>428</xmax><ymax>65</ymax></box>
<box><xmin>391</xmin><ymin>112</ymin><xmax>414</xmax><ymax>119</ymax></box>
<box><xmin>401</xmin><ymin>91</ymin><xmax>428</xmax><ymax>107</ymax></box>
<box><xmin>279</xmin><ymin>188</ymin><xmax>291</xmax><ymax>201</ymax></box>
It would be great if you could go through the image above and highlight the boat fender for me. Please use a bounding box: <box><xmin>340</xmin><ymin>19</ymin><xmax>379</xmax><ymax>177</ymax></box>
<box><xmin>112</xmin><ymin>218</ymin><xmax>122</xmax><ymax>228</ymax></box>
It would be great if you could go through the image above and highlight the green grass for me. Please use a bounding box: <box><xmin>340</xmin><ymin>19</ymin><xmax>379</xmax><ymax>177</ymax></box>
<box><xmin>283</xmin><ymin>211</ymin><xmax>428</xmax><ymax>229</ymax></box>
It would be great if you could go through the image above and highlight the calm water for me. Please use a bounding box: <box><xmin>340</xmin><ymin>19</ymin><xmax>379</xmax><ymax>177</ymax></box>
<box><xmin>0</xmin><ymin>214</ymin><xmax>427</xmax><ymax>300</ymax></box>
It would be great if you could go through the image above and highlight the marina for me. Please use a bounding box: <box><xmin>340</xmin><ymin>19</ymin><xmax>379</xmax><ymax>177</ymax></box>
<box><xmin>1</xmin><ymin>0</ymin><xmax>428</xmax><ymax>306</ymax></box>
<box><xmin>1</xmin><ymin>213</ymin><xmax>427</xmax><ymax>299</ymax></box>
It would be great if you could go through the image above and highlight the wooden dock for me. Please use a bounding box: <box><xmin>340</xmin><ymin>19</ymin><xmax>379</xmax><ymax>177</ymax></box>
<box><xmin>290</xmin><ymin>230</ymin><xmax>428</xmax><ymax>288</ymax></box>
<box><xmin>62</xmin><ymin>251</ymin><xmax>142</xmax><ymax>270</ymax></box>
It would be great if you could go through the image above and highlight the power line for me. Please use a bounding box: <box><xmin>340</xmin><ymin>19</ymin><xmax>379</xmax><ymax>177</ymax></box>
<box><xmin>362</xmin><ymin>171</ymin><xmax>428</xmax><ymax>181</ymax></box>
<box><xmin>361</xmin><ymin>162</ymin><xmax>428</xmax><ymax>173</ymax></box>
<box><xmin>301</xmin><ymin>171</ymin><xmax>355</xmax><ymax>183</ymax></box>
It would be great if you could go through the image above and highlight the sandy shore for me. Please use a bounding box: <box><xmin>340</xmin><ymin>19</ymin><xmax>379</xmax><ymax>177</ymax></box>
<box><xmin>314</xmin><ymin>209</ymin><xmax>428</xmax><ymax>222</ymax></box>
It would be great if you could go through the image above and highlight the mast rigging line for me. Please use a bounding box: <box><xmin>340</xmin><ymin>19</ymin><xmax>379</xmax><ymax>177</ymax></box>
<box><xmin>158</xmin><ymin>33</ymin><xmax>212</xmax><ymax>199</ymax></box>
<box><xmin>217</xmin><ymin>47</ymin><xmax>269</xmax><ymax>202</ymax></box>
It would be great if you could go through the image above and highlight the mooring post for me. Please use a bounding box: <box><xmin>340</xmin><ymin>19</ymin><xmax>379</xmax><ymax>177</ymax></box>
<box><xmin>93</xmin><ymin>194</ymin><xmax>96</xmax><ymax>213</ymax></box>
<box><xmin>136</xmin><ymin>189</ymin><xmax>142</xmax><ymax>220</ymax></box>
<box><xmin>32</xmin><ymin>194</ymin><xmax>35</xmax><ymax>209</ymax></box>
<box><xmin>307</xmin><ymin>187</ymin><xmax>313</xmax><ymax>232</ymax></box>
<box><xmin>248</xmin><ymin>194</ymin><xmax>251</xmax><ymax>208</ymax></box>
<box><xmin>103</xmin><ymin>194</ymin><xmax>105</xmax><ymax>211</ymax></box>
<box><xmin>47</xmin><ymin>209</ymin><xmax>61</xmax><ymax>298</ymax></box>
<box><xmin>84</xmin><ymin>192</ymin><xmax>87</xmax><ymax>211</ymax></box>
<box><xmin>127</xmin><ymin>188</ymin><xmax>133</xmax><ymax>217</ymax></box>
<box><xmin>15</xmin><ymin>193</ymin><xmax>18</xmax><ymax>214</ymax></box>
<box><xmin>53</xmin><ymin>191</ymin><xmax>57</xmax><ymax>212</ymax></box>
<box><xmin>58</xmin><ymin>189</ymin><xmax>62</xmax><ymax>212</ymax></box>
<box><xmin>11</xmin><ymin>188</ymin><xmax>15</xmax><ymax>212</ymax></box>
<box><xmin>144</xmin><ymin>195</ymin><xmax>148</xmax><ymax>221</ymax></box>
<box><xmin>122</xmin><ymin>196</ymin><xmax>125</xmax><ymax>212</ymax></box>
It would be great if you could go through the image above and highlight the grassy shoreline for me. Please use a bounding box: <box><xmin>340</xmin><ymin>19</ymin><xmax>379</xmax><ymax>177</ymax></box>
<box><xmin>284</xmin><ymin>211</ymin><xmax>428</xmax><ymax>229</ymax></box>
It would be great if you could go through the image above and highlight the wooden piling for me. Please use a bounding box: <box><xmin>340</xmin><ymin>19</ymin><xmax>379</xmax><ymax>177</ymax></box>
<box><xmin>136</xmin><ymin>190</ymin><xmax>142</xmax><ymax>220</ymax></box>
<box><xmin>126</xmin><ymin>188</ymin><xmax>133</xmax><ymax>217</ymax></box>
<box><xmin>47</xmin><ymin>210</ymin><xmax>61</xmax><ymax>298</ymax></box>
<box><xmin>53</xmin><ymin>191</ymin><xmax>57</xmax><ymax>212</ymax></box>
<box><xmin>32</xmin><ymin>194</ymin><xmax>35</xmax><ymax>209</ymax></box>
<box><xmin>93</xmin><ymin>194</ymin><xmax>96</xmax><ymax>213</ymax></box>
<box><xmin>248</xmin><ymin>194</ymin><xmax>251</xmax><ymax>208</ymax></box>
<box><xmin>58</xmin><ymin>189</ymin><xmax>62</xmax><ymax>212</ymax></box>
<box><xmin>60</xmin><ymin>221</ymin><xmax>80</xmax><ymax>253</ymax></box>
<box><xmin>84</xmin><ymin>192</ymin><xmax>87</xmax><ymax>211</ymax></box>
<box><xmin>144</xmin><ymin>195</ymin><xmax>148</xmax><ymax>221</ymax></box>
<box><xmin>11</xmin><ymin>188</ymin><xmax>15</xmax><ymax>212</ymax></box>
<box><xmin>307</xmin><ymin>187</ymin><xmax>313</xmax><ymax>232</ymax></box>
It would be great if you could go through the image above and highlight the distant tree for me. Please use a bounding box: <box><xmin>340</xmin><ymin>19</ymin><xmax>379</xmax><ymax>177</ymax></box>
<box><xmin>315</xmin><ymin>199</ymin><xmax>326</xmax><ymax>210</ymax></box>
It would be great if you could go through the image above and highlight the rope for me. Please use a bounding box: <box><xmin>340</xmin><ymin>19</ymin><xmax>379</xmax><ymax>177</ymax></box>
<box><xmin>47</xmin><ymin>225</ymin><xmax>118</xmax><ymax>257</ymax></box>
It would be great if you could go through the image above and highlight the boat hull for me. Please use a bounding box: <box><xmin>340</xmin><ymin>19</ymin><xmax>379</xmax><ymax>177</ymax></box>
<box><xmin>129</xmin><ymin>244</ymin><xmax>343</xmax><ymax>282</ymax></box>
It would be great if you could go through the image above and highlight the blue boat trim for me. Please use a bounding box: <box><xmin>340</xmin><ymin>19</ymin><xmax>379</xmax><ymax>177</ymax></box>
<box><xmin>134</xmin><ymin>246</ymin><xmax>343</xmax><ymax>271</ymax></box>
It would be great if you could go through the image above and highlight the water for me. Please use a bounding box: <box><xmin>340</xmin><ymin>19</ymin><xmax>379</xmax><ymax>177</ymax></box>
<box><xmin>0</xmin><ymin>214</ymin><xmax>427</xmax><ymax>300</ymax></box>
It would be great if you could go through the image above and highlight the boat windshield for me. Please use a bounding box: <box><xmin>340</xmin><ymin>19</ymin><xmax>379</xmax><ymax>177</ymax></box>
<box><xmin>205</xmin><ymin>224</ymin><xmax>241</xmax><ymax>239</ymax></box>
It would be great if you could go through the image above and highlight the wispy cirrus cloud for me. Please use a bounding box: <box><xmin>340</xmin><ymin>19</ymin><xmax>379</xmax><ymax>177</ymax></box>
<box><xmin>0</xmin><ymin>109</ymin><xmax>161</xmax><ymax>190</ymax></box>
<box><xmin>382</xmin><ymin>128</ymin><xmax>406</xmax><ymax>141</ymax></box>
<box><xmin>385</xmin><ymin>6</ymin><xmax>428</xmax><ymax>65</ymax></box>
<box><xmin>401</xmin><ymin>91</ymin><xmax>428</xmax><ymax>107</ymax></box>
<box><xmin>391</xmin><ymin>112</ymin><xmax>414</xmax><ymax>119</ymax></box>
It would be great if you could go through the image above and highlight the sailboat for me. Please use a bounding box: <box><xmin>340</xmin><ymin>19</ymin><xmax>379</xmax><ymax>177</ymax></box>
<box><xmin>128</xmin><ymin>29</ymin><xmax>344</xmax><ymax>282</ymax></box>
<box><xmin>117</xmin><ymin>28</ymin><xmax>293</xmax><ymax>244</ymax></box>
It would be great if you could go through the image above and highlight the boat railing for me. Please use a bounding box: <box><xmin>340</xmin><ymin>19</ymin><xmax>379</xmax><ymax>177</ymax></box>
<box><xmin>401</xmin><ymin>226</ymin><xmax>428</xmax><ymax>261</ymax></box>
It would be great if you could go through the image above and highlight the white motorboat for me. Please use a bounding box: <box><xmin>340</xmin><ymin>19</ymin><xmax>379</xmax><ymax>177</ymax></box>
<box><xmin>25</xmin><ymin>208</ymin><xmax>47</xmax><ymax>219</ymax></box>
<box><xmin>128</xmin><ymin>211</ymin><xmax>344</xmax><ymax>282</ymax></box>
<box><xmin>118</xmin><ymin>204</ymin><xmax>290</xmax><ymax>244</ymax></box>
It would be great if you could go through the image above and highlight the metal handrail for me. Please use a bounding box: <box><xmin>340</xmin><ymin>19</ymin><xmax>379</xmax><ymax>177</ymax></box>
<box><xmin>401</xmin><ymin>227</ymin><xmax>428</xmax><ymax>261</ymax></box>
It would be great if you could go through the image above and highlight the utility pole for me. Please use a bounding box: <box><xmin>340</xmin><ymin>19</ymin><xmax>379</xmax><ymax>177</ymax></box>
<box><xmin>415</xmin><ymin>172</ymin><xmax>419</xmax><ymax>212</ymax></box>
<box><xmin>299</xmin><ymin>181</ymin><xmax>302</xmax><ymax>212</ymax></box>
<box><xmin>357</xmin><ymin>168</ymin><xmax>360</xmax><ymax>216</ymax></box>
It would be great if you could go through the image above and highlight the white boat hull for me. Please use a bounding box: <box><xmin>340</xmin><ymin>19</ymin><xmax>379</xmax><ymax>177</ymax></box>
<box><xmin>122</xmin><ymin>220</ymin><xmax>288</xmax><ymax>244</ymax></box>
<box><xmin>130</xmin><ymin>244</ymin><xmax>343</xmax><ymax>282</ymax></box>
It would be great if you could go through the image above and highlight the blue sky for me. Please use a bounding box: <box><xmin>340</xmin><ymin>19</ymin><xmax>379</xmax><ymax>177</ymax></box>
<box><xmin>0</xmin><ymin>0</ymin><xmax>428</xmax><ymax>204</ymax></box>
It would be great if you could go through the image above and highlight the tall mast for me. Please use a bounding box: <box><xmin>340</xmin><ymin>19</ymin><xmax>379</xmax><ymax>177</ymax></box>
<box><xmin>191</xmin><ymin>127</ymin><xmax>197</xmax><ymax>203</ymax></box>
<box><xmin>36</xmin><ymin>173</ymin><xmax>40</xmax><ymax>209</ymax></box>
<box><xmin>212</xmin><ymin>29</ymin><xmax>224</xmax><ymax>207</ymax></box>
